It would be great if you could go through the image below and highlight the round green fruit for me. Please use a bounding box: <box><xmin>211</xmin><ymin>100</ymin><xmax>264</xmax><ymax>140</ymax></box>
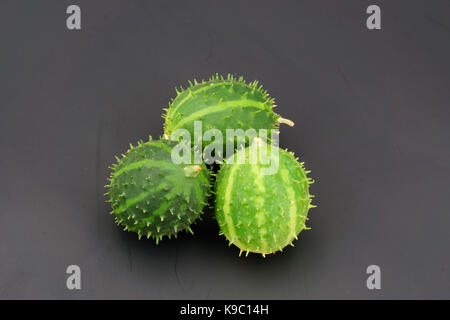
<box><xmin>214</xmin><ymin>138</ymin><xmax>315</xmax><ymax>256</ymax></box>
<box><xmin>105</xmin><ymin>138</ymin><xmax>211</xmax><ymax>242</ymax></box>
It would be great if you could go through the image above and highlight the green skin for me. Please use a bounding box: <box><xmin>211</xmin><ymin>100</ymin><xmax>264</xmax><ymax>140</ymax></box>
<box><xmin>105</xmin><ymin>138</ymin><xmax>211</xmax><ymax>242</ymax></box>
<box><xmin>215</xmin><ymin>141</ymin><xmax>314</xmax><ymax>256</ymax></box>
<box><xmin>163</xmin><ymin>75</ymin><xmax>292</xmax><ymax>149</ymax></box>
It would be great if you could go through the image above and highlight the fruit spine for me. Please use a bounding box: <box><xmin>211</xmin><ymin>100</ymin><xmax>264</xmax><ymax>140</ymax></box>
<box><xmin>105</xmin><ymin>138</ymin><xmax>211</xmax><ymax>243</ymax></box>
<box><xmin>214</xmin><ymin>138</ymin><xmax>315</xmax><ymax>256</ymax></box>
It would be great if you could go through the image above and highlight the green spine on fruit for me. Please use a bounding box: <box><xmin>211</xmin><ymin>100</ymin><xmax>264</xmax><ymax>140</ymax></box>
<box><xmin>163</xmin><ymin>74</ymin><xmax>294</xmax><ymax>148</ymax></box>
<box><xmin>105</xmin><ymin>137</ymin><xmax>211</xmax><ymax>243</ymax></box>
<box><xmin>214</xmin><ymin>138</ymin><xmax>315</xmax><ymax>257</ymax></box>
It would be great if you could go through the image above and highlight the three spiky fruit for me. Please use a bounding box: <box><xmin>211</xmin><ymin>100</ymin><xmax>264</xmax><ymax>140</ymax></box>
<box><xmin>105</xmin><ymin>74</ymin><xmax>316</xmax><ymax>255</ymax></box>
<box><xmin>105</xmin><ymin>138</ymin><xmax>211</xmax><ymax>242</ymax></box>
<box><xmin>214</xmin><ymin>138</ymin><xmax>315</xmax><ymax>256</ymax></box>
<box><xmin>163</xmin><ymin>74</ymin><xmax>294</xmax><ymax>149</ymax></box>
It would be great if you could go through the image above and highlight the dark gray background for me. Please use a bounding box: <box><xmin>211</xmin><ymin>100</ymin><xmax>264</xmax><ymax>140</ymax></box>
<box><xmin>0</xmin><ymin>0</ymin><xmax>449</xmax><ymax>299</ymax></box>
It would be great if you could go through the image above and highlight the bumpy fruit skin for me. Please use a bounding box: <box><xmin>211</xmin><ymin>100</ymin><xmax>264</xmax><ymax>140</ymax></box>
<box><xmin>163</xmin><ymin>74</ymin><xmax>293</xmax><ymax>148</ymax></box>
<box><xmin>214</xmin><ymin>139</ymin><xmax>315</xmax><ymax>257</ymax></box>
<box><xmin>105</xmin><ymin>138</ymin><xmax>211</xmax><ymax>242</ymax></box>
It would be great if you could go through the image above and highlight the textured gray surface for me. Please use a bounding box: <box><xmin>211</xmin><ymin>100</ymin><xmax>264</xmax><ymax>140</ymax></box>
<box><xmin>0</xmin><ymin>0</ymin><xmax>449</xmax><ymax>299</ymax></box>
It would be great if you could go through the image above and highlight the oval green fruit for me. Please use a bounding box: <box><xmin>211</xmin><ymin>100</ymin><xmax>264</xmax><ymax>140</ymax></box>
<box><xmin>163</xmin><ymin>74</ymin><xmax>294</xmax><ymax>149</ymax></box>
<box><xmin>214</xmin><ymin>139</ymin><xmax>315</xmax><ymax>256</ymax></box>
<box><xmin>105</xmin><ymin>138</ymin><xmax>211</xmax><ymax>243</ymax></box>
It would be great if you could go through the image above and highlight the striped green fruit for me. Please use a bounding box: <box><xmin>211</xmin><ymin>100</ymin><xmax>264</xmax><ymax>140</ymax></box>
<box><xmin>105</xmin><ymin>138</ymin><xmax>211</xmax><ymax>243</ymax></box>
<box><xmin>214</xmin><ymin>138</ymin><xmax>315</xmax><ymax>257</ymax></box>
<box><xmin>163</xmin><ymin>74</ymin><xmax>294</xmax><ymax>149</ymax></box>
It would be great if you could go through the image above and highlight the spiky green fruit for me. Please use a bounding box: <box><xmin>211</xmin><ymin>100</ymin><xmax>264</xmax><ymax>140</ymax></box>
<box><xmin>214</xmin><ymin>138</ymin><xmax>315</xmax><ymax>257</ymax></box>
<box><xmin>105</xmin><ymin>138</ymin><xmax>211</xmax><ymax>243</ymax></box>
<box><xmin>163</xmin><ymin>74</ymin><xmax>294</xmax><ymax>149</ymax></box>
